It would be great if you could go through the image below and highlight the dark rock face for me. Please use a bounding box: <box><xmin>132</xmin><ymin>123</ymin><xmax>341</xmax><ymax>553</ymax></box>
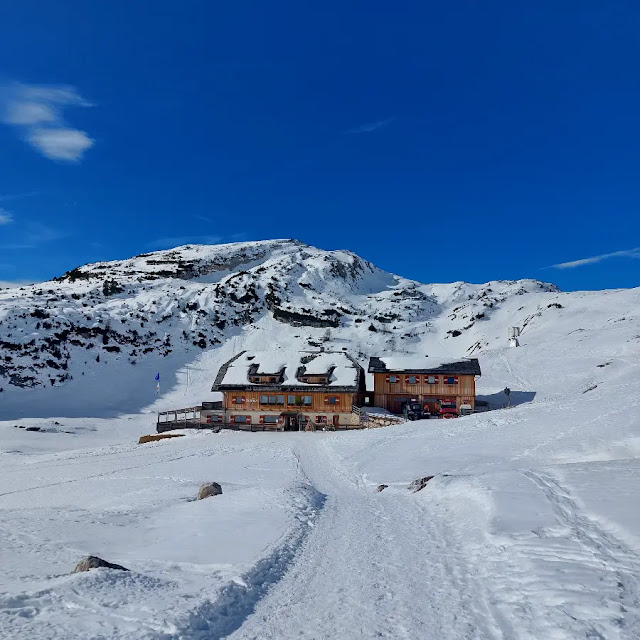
<box><xmin>73</xmin><ymin>556</ymin><xmax>129</xmax><ymax>573</ymax></box>
<box><xmin>197</xmin><ymin>482</ymin><xmax>223</xmax><ymax>500</ymax></box>
<box><xmin>376</xmin><ymin>484</ymin><xmax>389</xmax><ymax>493</ymax></box>
<box><xmin>408</xmin><ymin>476</ymin><xmax>434</xmax><ymax>493</ymax></box>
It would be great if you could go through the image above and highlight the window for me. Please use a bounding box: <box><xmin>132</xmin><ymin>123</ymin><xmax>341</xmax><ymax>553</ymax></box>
<box><xmin>269</xmin><ymin>377</ymin><xmax>276</xmax><ymax>383</ymax></box>
<box><xmin>260</xmin><ymin>415</ymin><xmax>279</xmax><ymax>424</ymax></box>
<box><xmin>231</xmin><ymin>415</ymin><xmax>251</xmax><ymax>424</ymax></box>
<box><xmin>426</xmin><ymin>376</ymin><xmax>438</xmax><ymax>384</ymax></box>
<box><xmin>304</xmin><ymin>395</ymin><xmax>312</xmax><ymax>405</ymax></box>
<box><xmin>444</xmin><ymin>376</ymin><xmax>458</xmax><ymax>385</ymax></box>
<box><xmin>260</xmin><ymin>395</ymin><xmax>268</xmax><ymax>404</ymax></box>
<box><xmin>206</xmin><ymin>414</ymin><xmax>223</xmax><ymax>424</ymax></box>
<box><xmin>315</xmin><ymin>415</ymin><xmax>327</xmax><ymax>424</ymax></box>
<box><xmin>406</xmin><ymin>375</ymin><xmax>418</xmax><ymax>384</ymax></box>
<box><xmin>261</xmin><ymin>395</ymin><xmax>284</xmax><ymax>405</ymax></box>
<box><xmin>251</xmin><ymin>376</ymin><xmax>260</xmax><ymax>383</ymax></box>
<box><xmin>288</xmin><ymin>395</ymin><xmax>312</xmax><ymax>406</ymax></box>
<box><xmin>325</xmin><ymin>396</ymin><xmax>339</xmax><ymax>405</ymax></box>
<box><xmin>232</xmin><ymin>396</ymin><xmax>245</xmax><ymax>404</ymax></box>
<box><xmin>387</xmin><ymin>375</ymin><xmax>399</xmax><ymax>383</ymax></box>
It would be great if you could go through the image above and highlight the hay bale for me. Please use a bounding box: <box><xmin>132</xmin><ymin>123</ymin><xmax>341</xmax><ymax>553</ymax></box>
<box><xmin>74</xmin><ymin>555</ymin><xmax>129</xmax><ymax>573</ymax></box>
<box><xmin>197</xmin><ymin>482</ymin><xmax>223</xmax><ymax>500</ymax></box>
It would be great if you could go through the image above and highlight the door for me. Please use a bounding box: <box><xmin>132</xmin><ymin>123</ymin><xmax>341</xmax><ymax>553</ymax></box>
<box><xmin>333</xmin><ymin>415</ymin><xmax>340</xmax><ymax>428</ymax></box>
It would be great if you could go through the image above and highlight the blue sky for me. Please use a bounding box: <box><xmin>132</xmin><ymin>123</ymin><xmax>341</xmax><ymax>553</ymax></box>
<box><xmin>0</xmin><ymin>1</ymin><xmax>639</xmax><ymax>291</ymax></box>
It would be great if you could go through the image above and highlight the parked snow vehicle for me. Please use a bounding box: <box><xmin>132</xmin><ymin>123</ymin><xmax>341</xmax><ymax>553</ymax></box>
<box><xmin>458</xmin><ymin>404</ymin><xmax>473</xmax><ymax>416</ymax></box>
<box><xmin>436</xmin><ymin>399</ymin><xmax>458</xmax><ymax>418</ymax></box>
<box><xmin>402</xmin><ymin>400</ymin><xmax>428</xmax><ymax>421</ymax></box>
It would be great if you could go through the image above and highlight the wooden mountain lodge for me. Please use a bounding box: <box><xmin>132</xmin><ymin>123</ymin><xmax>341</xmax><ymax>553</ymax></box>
<box><xmin>208</xmin><ymin>350</ymin><xmax>366</xmax><ymax>431</ymax></box>
<box><xmin>368</xmin><ymin>356</ymin><xmax>481</xmax><ymax>415</ymax></box>
<box><xmin>156</xmin><ymin>351</ymin><xmax>482</xmax><ymax>432</ymax></box>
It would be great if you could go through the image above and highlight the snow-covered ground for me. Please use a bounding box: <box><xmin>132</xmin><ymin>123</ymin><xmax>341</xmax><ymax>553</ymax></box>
<box><xmin>1</xmin><ymin>241</ymin><xmax>639</xmax><ymax>638</ymax></box>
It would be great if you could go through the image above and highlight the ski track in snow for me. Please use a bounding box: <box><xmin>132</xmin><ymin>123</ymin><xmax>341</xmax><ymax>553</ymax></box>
<box><xmin>521</xmin><ymin>469</ymin><xmax>640</xmax><ymax>639</ymax></box>
<box><xmin>225</xmin><ymin>438</ymin><xmax>500</xmax><ymax>640</ymax></box>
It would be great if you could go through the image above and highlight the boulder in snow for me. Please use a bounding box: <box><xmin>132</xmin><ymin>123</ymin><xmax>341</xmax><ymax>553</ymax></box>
<box><xmin>74</xmin><ymin>556</ymin><xmax>129</xmax><ymax>573</ymax></box>
<box><xmin>408</xmin><ymin>476</ymin><xmax>434</xmax><ymax>493</ymax></box>
<box><xmin>197</xmin><ymin>482</ymin><xmax>223</xmax><ymax>500</ymax></box>
<box><xmin>376</xmin><ymin>484</ymin><xmax>388</xmax><ymax>493</ymax></box>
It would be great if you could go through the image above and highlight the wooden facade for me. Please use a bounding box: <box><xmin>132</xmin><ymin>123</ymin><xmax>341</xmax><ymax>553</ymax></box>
<box><xmin>372</xmin><ymin>373</ymin><xmax>476</xmax><ymax>414</ymax></box>
<box><xmin>224</xmin><ymin>390</ymin><xmax>355</xmax><ymax>413</ymax></box>
<box><xmin>216</xmin><ymin>390</ymin><xmax>360</xmax><ymax>430</ymax></box>
<box><xmin>368</xmin><ymin>357</ymin><xmax>482</xmax><ymax>415</ymax></box>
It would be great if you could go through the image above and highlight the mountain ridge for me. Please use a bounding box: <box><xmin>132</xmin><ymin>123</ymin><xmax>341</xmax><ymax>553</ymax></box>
<box><xmin>1</xmin><ymin>239</ymin><xmax>633</xmax><ymax>419</ymax></box>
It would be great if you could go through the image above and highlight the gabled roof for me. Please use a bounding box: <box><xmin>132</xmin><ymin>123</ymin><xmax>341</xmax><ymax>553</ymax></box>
<box><xmin>368</xmin><ymin>356</ymin><xmax>481</xmax><ymax>376</ymax></box>
<box><xmin>212</xmin><ymin>350</ymin><xmax>365</xmax><ymax>392</ymax></box>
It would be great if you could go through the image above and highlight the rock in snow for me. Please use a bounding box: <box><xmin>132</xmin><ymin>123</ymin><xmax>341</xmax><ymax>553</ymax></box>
<box><xmin>73</xmin><ymin>556</ymin><xmax>129</xmax><ymax>573</ymax></box>
<box><xmin>376</xmin><ymin>484</ymin><xmax>389</xmax><ymax>492</ymax></box>
<box><xmin>197</xmin><ymin>482</ymin><xmax>223</xmax><ymax>500</ymax></box>
<box><xmin>408</xmin><ymin>476</ymin><xmax>435</xmax><ymax>493</ymax></box>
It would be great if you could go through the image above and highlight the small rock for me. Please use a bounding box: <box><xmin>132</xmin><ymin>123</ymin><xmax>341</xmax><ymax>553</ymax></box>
<box><xmin>408</xmin><ymin>476</ymin><xmax>434</xmax><ymax>493</ymax></box>
<box><xmin>376</xmin><ymin>484</ymin><xmax>388</xmax><ymax>493</ymax></box>
<box><xmin>74</xmin><ymin>555</ymin><xmax>129</xmax><ymax>573</ymax></box>
<box><xmin>197</xmin><ymin>482</ymin><xmax>223</xmax><ymax>500</ymax></box>
<box><xmin>25</xmin><ymin>427</ymin><xmax>42</xmax><ymax>432</ymax></box>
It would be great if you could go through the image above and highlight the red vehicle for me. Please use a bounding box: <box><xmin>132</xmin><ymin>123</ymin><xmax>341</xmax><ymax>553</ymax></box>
<box><xmin>436</xmin><ymin>399</ymin><xmax>458</xmax><ymax>419</ymax></box>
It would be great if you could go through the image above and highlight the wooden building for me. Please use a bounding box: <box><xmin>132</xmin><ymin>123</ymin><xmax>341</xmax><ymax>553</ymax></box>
<box><xmin>210</xmin><ymin>350</ymin><xmax>366</xmax><ymax>430</ymax></box>
<box><xmin>368</xmin><ymin>356</ymin><xmax>481</xmax><ymax>415</ymax></box>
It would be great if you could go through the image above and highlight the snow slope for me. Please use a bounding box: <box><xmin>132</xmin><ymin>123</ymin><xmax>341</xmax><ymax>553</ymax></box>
<box><xmin>1</xmin><ymin>240</ymin><xmax>639</xmax><ymax>639</ymax></box>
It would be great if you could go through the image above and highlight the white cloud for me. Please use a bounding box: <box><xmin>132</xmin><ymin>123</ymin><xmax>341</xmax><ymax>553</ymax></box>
<box><xmin>0</xmin><ymin>208</ymin><xmax>13</xmax><ymax>225</ymax></box>
<box><xmin>550</xmin><ymin>247</ymin><xmax>640</xmax><ymax>269</ymax></box>
<box><xmin>0</xmin><ymin>83</ymin><xmax>94</xmax><ymax>162</ymax></box>
<box><xmin>28</xmin><ymin>127</ymin><xmax>94</xmax><ymax>162</ymax></box>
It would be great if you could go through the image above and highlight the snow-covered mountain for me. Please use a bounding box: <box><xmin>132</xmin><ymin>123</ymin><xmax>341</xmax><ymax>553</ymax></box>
<box><xmin>2</xmin><ymin>240</ymin><xmax>640</xmax><ymax>639</ymax></box>
<box><xmin>0</xmin><ymin>238</ymin><xmax>637</xmax><ymax>419</ymax></box>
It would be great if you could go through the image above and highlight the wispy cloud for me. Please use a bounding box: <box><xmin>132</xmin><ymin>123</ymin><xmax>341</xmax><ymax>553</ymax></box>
<box><xmin>147</xmin><ymin>235</ymin><xmax>223</xmax><ymax>250</ymax></box>
<box><xmin>0</xmin><ymin>221</ymin><xmax>68</xmax><ymax>250</ymax></box>
<box><xmin>345</xmin><ymin>117</ymin><xmax>395</xmax><ymax>135</ymax></box>
<box><xmin>549</xmin><ymin>247</ymin><xmax>640</xmax><ymax>269</ymax></box>
<box><xmin>0</xmin><ymin>208</ymin><xmax>13</xmax><ymax>225</ymax></box>
<box><xmin>0</xmin><ymin>192</ymin><xmax>38</xmax><ymax>202</ymax></box>
<box><xmin>0</xmin><ymin>83</ymin><xmax>94</xmax><ymax>162</ymax></box>
<box><xmin>192</xmin><ymin>214</ymin><xmax>215</xmax><ymax>224</ymax></box>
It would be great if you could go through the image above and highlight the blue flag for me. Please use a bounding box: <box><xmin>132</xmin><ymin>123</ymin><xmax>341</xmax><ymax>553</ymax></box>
<box><xmin>155</xmin><ymin>372</ymin><xmax>160</xmax><ymax>381</ymax></box>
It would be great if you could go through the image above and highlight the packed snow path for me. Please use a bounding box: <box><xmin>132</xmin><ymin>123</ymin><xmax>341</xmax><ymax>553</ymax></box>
<box><xmin>228</xmin><ymin>437</ymin><xmax>497</xmax><ymax>640</ymax></box>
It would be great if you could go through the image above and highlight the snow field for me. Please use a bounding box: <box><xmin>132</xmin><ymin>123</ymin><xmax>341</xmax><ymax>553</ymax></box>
<box><xmin>0</xmin><ymin>429</ymin><xmax>320</xmax><ymax>639</ymax></box>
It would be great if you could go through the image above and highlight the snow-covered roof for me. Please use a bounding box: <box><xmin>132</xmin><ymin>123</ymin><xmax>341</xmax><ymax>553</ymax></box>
<box><xmin>368</xmin><ymin>356</ymin><xmax>481</xmax><ymax>376</ymax></box>
<box><xmin>213</xmin><ymin>350</ymin><xmax>363</xmax><ymax>391</ymax></box>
